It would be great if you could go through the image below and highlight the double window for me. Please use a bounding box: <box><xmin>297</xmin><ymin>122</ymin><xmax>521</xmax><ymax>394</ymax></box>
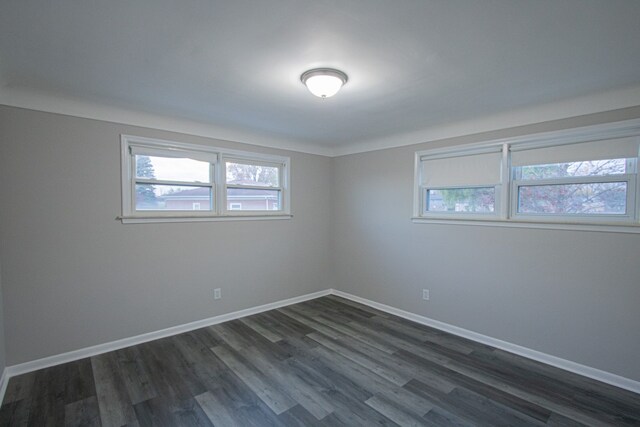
<box><xmin>414</xmin><ymin>121</ymin><xmax>640</xmax><ymax>229</ymax></box>
<box><xmin>121</xmin><ymin>135</ymin><xmax>290</xmax><ymax>223</ymax></box>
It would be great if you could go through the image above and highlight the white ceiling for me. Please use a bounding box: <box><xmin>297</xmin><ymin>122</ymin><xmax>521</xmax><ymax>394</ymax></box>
<box><xmin>2</xmin><ymin>1</ymin><xmax>640</xmax><ymax>155</ymax></box>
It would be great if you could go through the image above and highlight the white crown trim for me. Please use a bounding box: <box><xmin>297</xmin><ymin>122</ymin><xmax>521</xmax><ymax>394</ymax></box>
<box><xmin>2</xmin><ymin>84</ymin><xmax>640</xmax><ymax>158</ymax></box>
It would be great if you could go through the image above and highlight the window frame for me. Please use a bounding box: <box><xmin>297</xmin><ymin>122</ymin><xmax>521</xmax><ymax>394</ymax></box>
<box><xmin>510</xmin><ymin>160</ymin><xmax>637</xmax><ymax>224</ymax></box>
<box><xmin>222</xmin><ymin>156</ymin><xmax>286</xmax><ymax>215</ymax></box>
<box><xmin>120</xmin><ymin>135</ymin><xmax>291</xmax><ymax>223</ymax></box>
<box><xmin>128</xmin><ymin>146</ymin><xmax>216</xmax><ymax>218</ymax></box>
<box><xmin>415</xmin><ymin>145</ymin><xmax>507</xmax><ymax>221</ymax></box>
<box><xmin>412</xmin><ymin>118</ymin><xmax>640</xmax><ymax>233</ymax></box>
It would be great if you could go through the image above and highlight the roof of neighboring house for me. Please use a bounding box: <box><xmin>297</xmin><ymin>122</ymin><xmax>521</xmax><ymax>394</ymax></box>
<box><xmin>162</xmin><ymin>185</ymin><xmax>277</xmax><ymax>200</ymax></box>
<box><xmin>227</xmin><ymin>179</ymin><xmax>276</xmax><ymax>186</ymax></box>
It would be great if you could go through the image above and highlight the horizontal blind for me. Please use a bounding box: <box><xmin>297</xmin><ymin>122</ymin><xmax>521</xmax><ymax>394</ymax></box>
<box><xmin>511</xmin><ymin>136</ymin><xmax>640</xmax><ymax>167</ymax></box>
<box><xmin>130</xmin><ymin>145</ymin><xmax>218</xmax><ymax>163</ymax></box>
<box><xmin>224</xmin><ymin>157</ymin><xmax>284</xmax><ymax>169</ymax></box>
<box><xmin>421</xmin><ymin>150</ymin><xmax>502</xmax><ymax>187</ymax></box>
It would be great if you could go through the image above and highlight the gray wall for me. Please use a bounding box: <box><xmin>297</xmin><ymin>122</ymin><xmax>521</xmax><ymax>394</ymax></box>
<box><xmin>332</xmin><ymin>106</ymin><xmax>640</xmax><ymax>382</ymax></box>
<box><xmin>2</xmin><ymin>103</ymin><xmax>640</xmax><ymax>384</ymax></box>
<box><xmin>0</xmin><ymin>106</ymin><xmax>332</xmax><ymax>365</ymax></box>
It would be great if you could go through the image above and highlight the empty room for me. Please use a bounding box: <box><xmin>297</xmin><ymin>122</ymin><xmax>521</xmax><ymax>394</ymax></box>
<box><xmin>1</xmin><ymin>1</ymin><xmax>640</xmax><ymax>425</ymax></box>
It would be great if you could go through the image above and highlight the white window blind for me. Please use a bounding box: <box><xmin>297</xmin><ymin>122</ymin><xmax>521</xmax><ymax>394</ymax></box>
<box><xmin>421</xmin><ymin>149</ymin><xmax>502</xmax><ymax>188</ymax></box>
<box><xmin>511</xmin><ymin>136</ymin><xmax>640</xmax><ymax>166</ymax></box>
<box><xmin>129</xmin><ymin>145</ymin><xmax>218</xmax><ymax>163</ymax></box>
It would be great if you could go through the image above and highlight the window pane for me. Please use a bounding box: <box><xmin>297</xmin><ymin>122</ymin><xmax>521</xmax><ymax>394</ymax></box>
<box><xmin>227</xmin><ymin>188</ymin><xmax>280</xmax><ymax>211</ymax></box>
<box><xmin>518</xmin><ymin>159</ymin><xmax>627</xmax><ymax>180</ymax></box>
<box><xmin>136</xmin><ymin>185</ymin><xmax>212</xmax><ymax>211</ymax></box>
<box><xmin>136</xmin><ymin>155</ymin><xmax>210</xmax><ymax>183</ymax></box>
<box><xmin>426</xmin><ymin>188</ymin><xmax>495</xmax><ymax>213</ymax></box>
<box><xmin>518</xmin><ymin>182</ymin><xmax>627</xmax><ymax>215</ymax></box>
<box><xmin>226</xmin><ymin>162</ymin><xmax>279</xmax><ymax>187</ymax></box>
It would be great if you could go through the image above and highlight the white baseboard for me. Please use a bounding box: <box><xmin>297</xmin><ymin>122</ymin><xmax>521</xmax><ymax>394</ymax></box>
<box><xmin>330</xmin><ymin>289</ymin><xmax>640</xmax><ymax>395</ymax></box>
<box><xmin>0</xmin><ymin>368</ymin><xmax>8</xmax><ymax>406</ymax></box>
<box><xmin>3</xmin><ymin>289</ymin><xmax>331</xmax><ymax>384</ymax></box>
<box><xmin>2</xmin><ymin>287</ymin><xmax>638</xmax><ymax>406</ymax></box>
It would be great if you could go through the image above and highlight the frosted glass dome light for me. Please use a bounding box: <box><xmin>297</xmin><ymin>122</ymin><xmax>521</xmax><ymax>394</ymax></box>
<box><xmin>301</xmin><ymin>68</ymin><xmax>348</xmax><ymax>98</ymax></box>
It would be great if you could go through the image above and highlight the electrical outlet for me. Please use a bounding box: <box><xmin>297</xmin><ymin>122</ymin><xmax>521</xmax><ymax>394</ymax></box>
<box><xmin>422</xmin><ymin>289</ymin><xmax>430</xmax><ymax>300</ymax></box>
<box><xmin>214</xmin><ymin>288</ymin><xmax>222</xmax><ymax>300</ymax></box>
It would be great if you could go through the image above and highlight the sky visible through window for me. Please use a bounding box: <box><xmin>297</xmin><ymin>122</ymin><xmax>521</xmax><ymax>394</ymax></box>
<box><xmin>147</xmin><ymin>156</ymin><xmax>209</xmax><ymax>181</ymax></box>
<box><xmin>136</xmin><ymin>155</ymin><xmax>210</xmax><ymax>196</ymax></box>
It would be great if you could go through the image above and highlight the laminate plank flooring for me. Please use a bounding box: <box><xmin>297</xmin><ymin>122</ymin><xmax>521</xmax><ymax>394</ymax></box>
<box><xmin>1</xmin><ymin>295</ymin><xmax>639</xmax><ymax>426</ymax></box>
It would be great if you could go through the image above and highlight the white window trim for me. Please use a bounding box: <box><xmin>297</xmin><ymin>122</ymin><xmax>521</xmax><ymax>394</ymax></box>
<box><xmin>222</xmin><ymin>156</ymin><xmax>287</xmax><ymax>215</ymax></box>
<box><xmin>412</xmin><ymin>118</ymin><xmax>640</xmax><ymax>233</ymax></box>
<box><xmin>120</xmin><ymin>135</ymin><xmax>291</xmax><ymax>223</ymax></box>
<box><xmin>416</xmin><ymin>144</ymin><xmax>506</xmax><ymax>219</ymax></box>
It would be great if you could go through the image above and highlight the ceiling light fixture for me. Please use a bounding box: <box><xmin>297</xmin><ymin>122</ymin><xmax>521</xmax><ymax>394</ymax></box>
<box><xmin>300</xmin><ymin>68</ymin><xmax>348</xmax><ymax>99</ymax></box>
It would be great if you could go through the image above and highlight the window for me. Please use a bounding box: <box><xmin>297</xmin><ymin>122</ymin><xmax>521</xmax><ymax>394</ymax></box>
<box><xmin>413</xmin><ymin>120</ymin><xmax>640</xmax><ymax>231</ymax></box>
<box><xmin>132</xmin><ymin>150</ymin><xmax>215</xmax><ymax>213</ymax></box>
<box><xmin>224</xmin><ymin>159</ymin><xmax>282</xmax><ymax>212</ymax></box>
<box><xmin>510</xmin><ymin>138</ymin><xmax>637</xmax><ymax>222</ymax></box>
<box><xmin>513</xmin><ymin>159</ymin><xmax>632</xmax><ymax>217</ymax></box>
<box><xmin>418</xmin><ymin>147</ymin><xmax>503</xmax><ymax>219</ymax></box>
<box><xmin>121</xmin><ymin>135</ymin><xmax>290</xmax><ymax>223</ymax></box>
<box><xmin>426</xmin><ymin>187</ymin><xmax>496</xmax><ymax>214</ymax></box>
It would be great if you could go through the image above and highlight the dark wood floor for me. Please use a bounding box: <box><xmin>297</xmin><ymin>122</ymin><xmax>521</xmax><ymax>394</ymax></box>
<box><xmin>1</xmin><ymin>295</ymin><xmax>639</xmax><ymax>426</ymax></box>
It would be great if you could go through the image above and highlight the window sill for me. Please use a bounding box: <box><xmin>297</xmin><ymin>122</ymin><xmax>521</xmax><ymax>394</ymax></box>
<box><xmin>411</xmin><ymin>217</ymin><xmax>640</xmax><ymax>234</ymax></box>
<box><xmin>119</xmin><ymin>214</ymin><xmax>293</xmax><ymax>224</ymax></box>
